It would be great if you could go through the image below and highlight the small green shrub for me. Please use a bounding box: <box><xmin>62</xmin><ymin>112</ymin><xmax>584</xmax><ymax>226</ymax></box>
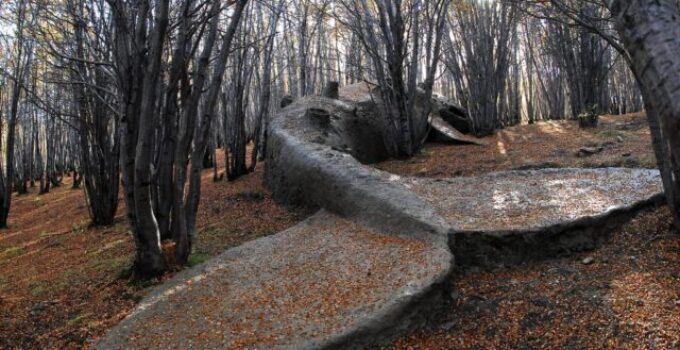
<box><xmin>67</xmin><ymin>314</ymin><xmax>89</xmax><ymax>326</ymax></box>
<box><xmin>71</xmin><ymin>223</ymin><xmax>86</xmax><ymax>234</ymax></box>
<box><xmin>3</xmin><ymin>246</ymin><xmax>26</xmax><ymax>259</ymax></box>
<box><xmin>92</xmin><ymin>256</ymin><xmax>131</xmax><ymax>272</ymax></box>
<box><xmin>30</xmin><ymin>284</ymin><xmax>47</xmax><ymax>296</ymax></box>
<box><xmin>187</xmin><ymin>253</ymin><xmax>211</xmax><ymax>267</ymax></box>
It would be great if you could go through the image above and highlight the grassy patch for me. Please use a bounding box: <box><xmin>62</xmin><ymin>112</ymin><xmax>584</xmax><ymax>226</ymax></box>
<box><xmin>3</xmin><ymin>246</ymin><xmax>27</xmax><ymax>259</ymax></box>
<box><xmin>621</xmin><ymin>156</ymin><xmax>657</xmax><ymax>169</ymax></box>
<box><xmin>44</xmin><ymin>236</ymin><xmax>65</xmax><ymax>249</ymax></box>
<box><xmin>29</xmin><ymin>283</ymin><xmax>47</xmax><ymax>296</ymax></box>
<box><xmin>118</xmin><ymin>263</ymin><xmax>135</xmax><ymax>280</ymax></box>
<box><xmin>187</xmin><ymin>253</ymin><xmax>211</xmax><ymax>267</ymax></box>
<box><xmin>62</xmin><ymin>268</ymin><xmax>84</xmax><ymax>281</ymax></box>
<box><xmin>94</xmin><ymin>239</ymin><xmax>126</xmax><ymax>255</ymax></box>
<box><xmin>597</xmin><ymin>129</ymin><xmax>626</xmax><ymax>139</ymax></box>
<box><xmin>71</xmin><ymin>223</ymin><xmax>86</xmax><ymax>234</ymax></box>
<box><xmin>0</xmin><ymin>276</ymin><xmax>7</xmax><ymax>292</ymax></box>
<box><xmin>630</xmin><ymin>155</ymin><xmax>657</xmax><ymax>169</ymax></box>
<box><xmin>197</xmin><ymin>224</ymin><xmax>221</xmax><ymax>236</ymax></box>
<box><xmin>418</xmin><ymin>148</ymin><xmax>433</xmax><ymax>157</ymax></box>
<box><xmin>92</xmin><ymin>256</ymin><xmax>132</xmax><ymax>273</ymax></box>
<box><xmin>67</xmin><ymin>314</ymin><xmax>90</xmax><ymax>326</ymax></box>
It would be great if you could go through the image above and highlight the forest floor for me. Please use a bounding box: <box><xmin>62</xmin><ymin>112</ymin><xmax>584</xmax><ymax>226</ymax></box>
<box><xmin>377</xmin><ymin>113</ymin><xmax>656</xmax><ymax>177</ymax></box>
<box><xmin>1</xmin><ymin>113</ymin><xmax>678</xmax><ymax>349</ymax></box>
<box><xmin>381</xmin><ymin>113</ymin><xmax>680</xmax><ymax>349</ymax></box>
<box><xmin>389</xmin><ymin>205</ymin><xmax>680</xmax><ymax>349</ymax></box>
<box><xmin>0</xmin><ymin>154</ymin><xmax>310</xmax><ymax>349</ymax></box>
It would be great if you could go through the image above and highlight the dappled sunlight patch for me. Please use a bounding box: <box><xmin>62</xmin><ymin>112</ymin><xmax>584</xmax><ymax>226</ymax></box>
<box><xmin>408</xmin><ymin>168</ymin><xmax>662</xmax><ymax>232</ymax></box>
<box><xmin>535</xmin><ymin>120</ymin><xmax>572</xmax><ymax>135</ymax></box>
<box><xmin>496</xmin><ymin>139</ymin><xmax>508</xmax><ymax>156</ymax></box>
<box><xmin>378</xmin><ymin>113</ymin><xmax>654</xmax><ymax>178</ymax></box>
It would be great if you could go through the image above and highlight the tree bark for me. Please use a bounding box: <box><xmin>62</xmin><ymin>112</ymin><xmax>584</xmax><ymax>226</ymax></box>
<box><xmin>606</xmin><ymin>0</ymin><xmax>680</xmax><ymax>228</ymax></box>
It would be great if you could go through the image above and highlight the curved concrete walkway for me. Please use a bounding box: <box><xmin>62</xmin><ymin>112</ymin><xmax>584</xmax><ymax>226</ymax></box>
<box><xmin>94</xmin><ymin>95</ymin><xmax>664</xmax><ymax>349</ymax></box>
<box><xmin>94</xmin><ymin>212</ymin><xmax>451</xmax><ymax>349</ymax></box>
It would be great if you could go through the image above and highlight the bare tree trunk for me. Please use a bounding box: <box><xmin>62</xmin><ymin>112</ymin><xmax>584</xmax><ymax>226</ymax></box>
<box><xmin>177</xmin><ymin>0</ymin><xmax>249</xmax><ymax>264</ymax></box>
<box><xmin>0</xmin><ymin>0</ymin><xmax>30</xmax><ymax>228</ymax></box>
<box><xmin>606</xmin><ymin>0</ymin><xmax>680</xmax><ymax>228</ymax></box>
<box><xmin>298</xmin><ymin>1</ymin><xmax>309</xmax><ymax>96</ymax></box>
<box><xmin>255</xmin><ymin>0</ymin><xmax>285</xmax><ymax>163</ymax></box>
<box><xmin>111</xmin><ymin>0</ymin><xmax>169</xmax><ymax>278</ymax></box>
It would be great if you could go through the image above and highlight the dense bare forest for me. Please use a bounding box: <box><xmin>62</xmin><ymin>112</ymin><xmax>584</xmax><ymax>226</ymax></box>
<box><xmin>0</xmin><ymin>0</ymin><xmax>679</xmax><ymax>348</ymax></box>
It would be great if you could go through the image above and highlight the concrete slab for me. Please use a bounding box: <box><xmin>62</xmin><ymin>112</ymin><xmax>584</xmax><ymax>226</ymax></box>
<box><xmin>405</xmin><ymin>168</ymin><xmax>663</xmax><ymax>233</ymax></box>
<box><xmin>93</xmin><ymin>211</ymin><xmax>452</xmax><ymax>350</ymax></box>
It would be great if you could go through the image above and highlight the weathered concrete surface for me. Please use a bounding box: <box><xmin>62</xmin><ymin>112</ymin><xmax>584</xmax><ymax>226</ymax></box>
<box><xmin>429</xmin><ymin>92</ymin><xmax>474</xmax><ymax>136</ymax></box>
<box><xmin>407</xmin><ymin>168</ymin><xmax>662</xmax><ymax>232</ymax></box>
<box><xmin>403</xmin><ymin>168</ymin><xmax>664</xmax><ymax>266</ymax></box>
<box><xmin>265</xmin><ymin>96</ymin><xmax>451</xmax><ymax>239</ymax></box>
<box><xmin>428</xmin><ymin>113</ymin><xmax>487</xmax><ymax>146</ymax></box>
<box><xmin>266</xmin><ymin>86</ymin><xmax>665</xmax><ymax>265</ymax></box>
<box><xmin>93</xmin><ymin>211</ymin><xmax>452</xmax><ymax>350</ymax></box>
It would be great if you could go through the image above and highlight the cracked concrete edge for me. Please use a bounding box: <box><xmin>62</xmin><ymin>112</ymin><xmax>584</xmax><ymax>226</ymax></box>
<box><xmin>465</xmin><ymin>166</ymin><xmax>661</xmax><ymax>181</ymax></box>
<box><xmin>315</xmin><ymin>256</ymin><xmax>453</xmax><ymax>350</ymax></box>
<box><xmin>449</xmin><ymin>190</ymin><xmax>665</xmax><ymax>268</ymax></box>
<box><xmin>265</xmin><ymin>101</ymin><xmax>451</xmax><ymax>242</ymax></box>
<box><xmin>293</xmin><ymin>221</ymin><xmax>454</xmax><ymax>350</ymax></box>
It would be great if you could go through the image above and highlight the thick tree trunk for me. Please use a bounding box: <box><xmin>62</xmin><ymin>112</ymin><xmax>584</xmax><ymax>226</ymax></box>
<box><xmin>606</xmin><ymin>0</ymin><xmax>680</xmax><ymax>228</ymax></box>
<box><xmin>111</xmin><ymin>0</ymin><xmax>169</xmax><ymax>279</ymax></box>
<box><xmin>132</xmin><ymin>0</ymin><xmax>170</xmax><ymax>278</ymax></box>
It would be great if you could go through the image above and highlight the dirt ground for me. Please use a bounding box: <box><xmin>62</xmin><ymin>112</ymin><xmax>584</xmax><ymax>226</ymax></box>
<box><xmin>0</xmin><ymin>154</ymin><xmax>309</xmax><ymax>349</ymax></box>
<box><xmin>382</xmin><ymin>114</ymin><xmax>680</xmax><ymax>350</ymax></box>
<box><xmin>388</xmin><ymin>206</ymin><xmax>680</xmax><ymax>350</ymax></box>
<box><xmin>378</xmin><ymin>113</ymin><xmax>656</xmax><ymax>177</ymax></box>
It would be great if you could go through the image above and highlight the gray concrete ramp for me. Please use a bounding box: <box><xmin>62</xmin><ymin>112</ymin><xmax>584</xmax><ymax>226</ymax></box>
<box><xmin>407</xmin><ymin>168</ymin><xmax>663</xmax><ymax>232</ymax></box>
<box><xmin>93</xmin><ymin>211</ymin><xmax>452</xmax><ymax>350</ymax></box>
<box><xmin>404</xmin><ymin>168</ymin><xmax>664</xmax><ymax>267</ymax></box>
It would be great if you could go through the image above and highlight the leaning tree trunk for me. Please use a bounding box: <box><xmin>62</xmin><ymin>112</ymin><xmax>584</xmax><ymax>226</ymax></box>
<box><xmin>606</xmin><ymin>0</ymin><xmax>680</xmax><ymax>228</ymax></box>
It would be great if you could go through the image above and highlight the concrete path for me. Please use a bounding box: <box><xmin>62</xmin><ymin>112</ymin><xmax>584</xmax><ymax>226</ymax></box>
<box><xmin>94</xmin><ymin>212</ymin><xmax>452</xmax><ymax>349</ymax></box>
<box><xmin>94</xmin><ymin>92</ymin><xmax>665</xmax><ymax>349</ymax></box>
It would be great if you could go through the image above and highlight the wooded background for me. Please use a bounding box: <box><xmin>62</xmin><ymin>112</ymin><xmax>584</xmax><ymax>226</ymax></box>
<box><xmin>0</xmin><ymin>0</ymin><xmax>677</xmax><ymax>278</ymax></box>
